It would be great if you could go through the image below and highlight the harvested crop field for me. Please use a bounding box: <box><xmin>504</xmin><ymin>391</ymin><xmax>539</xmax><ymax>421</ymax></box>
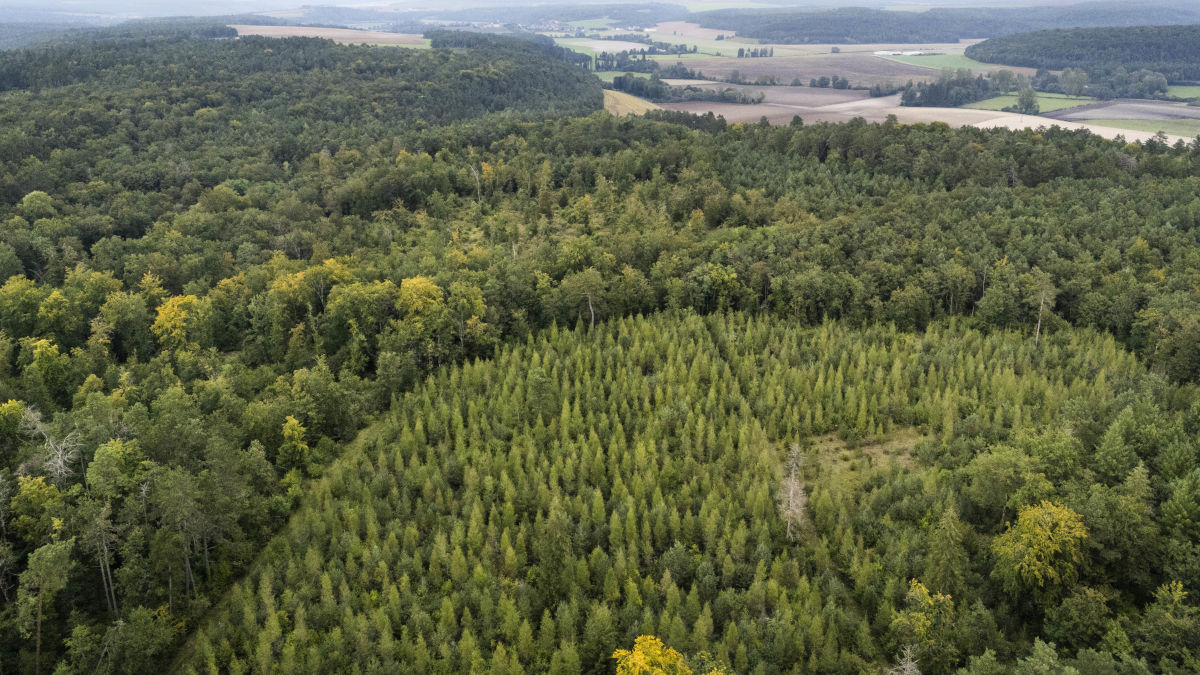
<box><xmin>1048</xmin><ymin>99</ymin><xmax>1200</xmax><ymax>122</ymax></box>
<box><xmin>666</xmin><ymin>54</ymin><xmax>937</xmax><ymax>87</ymax></box>
<box><xmin>1083</xmin><ymin>119</ymin><xmax>1200</xmax><ymax>139</ymax></box>
<box><xmin>560</xmin><ymin>39</ymin><xmax>651</xmax><ymax>53</ymax></box>
<box><xmin>658</xmin><ymin>89</ymin><xmax>1193</xmax><ymax>144</ymax></box>
<box><xmin>230</xmin><ymin>25</ymin><xmax>425</xmax><ymax>45</ymax></box>
<box><xmin>603</xmin><ymin>90</ymin><xmax>660</xmax><ymax>116</ymax></box>
<box><xmin>660</xmin><ymin>89</ymin><xmax>999</xmax><ymax>125</ymax></box>
<box><xmin>651</xmin><ymin>22</ymin><xmax>984</xmax><ymax>57</ymax></box>
<box><xmin>965</xmin><ymin>93</ymin><xmax>1095</xmax><ymax>113</ymax></box>
<box><xmin>663</xmin><ymin>81</ymin><xmax>868</xmax><ymax>106</ymax></box>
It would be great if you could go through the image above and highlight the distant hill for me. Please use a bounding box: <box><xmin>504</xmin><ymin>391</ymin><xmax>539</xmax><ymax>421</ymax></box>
<box><xmin>966</xmin><ymin>25</ymin><xmax>1200</xmax><ymax>82</ymax></box>
<box><xmin>696</xmin><ymin>1</ymin><xmax>1200</xmax><ymax>44</ymax></box>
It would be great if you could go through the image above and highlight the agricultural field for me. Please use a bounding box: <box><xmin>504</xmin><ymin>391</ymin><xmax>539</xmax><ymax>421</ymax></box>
<box><xmin>650</xmin><ymin>22</ymin><xmax>986</xmax><ymax>58</ymax></box>
<box><xmin>595</xmin><ymin>71</ymin><xmax>653</xmax><ymax>83</ymax></box>
<box><xmin>567</xmin><ymin>18</ymin><xmax>617</xmax><ymax>30</ymax></box>
<box><xmin>660</xmin><ymin>53</ymin><xmax>938</xmax><ymax>87</ymax></box>
<box><xmin>558</xmin><ymin>38</ymin><xmax>650</xmax><ymax>54</ymax></box>
<box><xmin>656</xmin><ymin>85</ymin><xmax>1193</xmax><ymax>144</ymax></box>
<box><xmin>658</xmin><ymin>86</ymin><xmax>1002</xmax><ymax>126</ymax></box>
<box><xmin>602</xmin><ymin>89</ymin><xmax>661</xmax><ymax>115</ymax></box>
<box><xmin>1082</xmin><ymin>118</ymin><xmax>1200</xmax><ymax>139</ymax></box>
<box><xmin>1051</xmin><ymin>99</ymin><xmax>1200</xmax><ymax>122</ymax></box>
<box><xmin>965</xmin><ymin>93</ymin><xmax>1095</xmax><ymax>113</ymax></box>
<box><xmin>1166</xmin><ymin>85</ymin><xmax>1200</xmax><ymax>100</ymax></box>
<box><xmin>229</xmin><ymin>25</ymin><xmax>427</xmax><ymax>46</ymax></box>
<box><xmin>884</xmin><ymin>53</ymin><xmax>1032</xmax><ymax>76</ymax></box>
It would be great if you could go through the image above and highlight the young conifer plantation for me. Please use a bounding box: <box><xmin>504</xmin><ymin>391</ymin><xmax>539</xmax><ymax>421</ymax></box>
<box><xmin>178</xmin><ymin>314</ymin><xmax>1199</xmax><ymax>674</ymax></box>
<box><xmin>0</xmin><ymin>23</ymin><xmax>1199</xmax><ymax>675</ymax></box>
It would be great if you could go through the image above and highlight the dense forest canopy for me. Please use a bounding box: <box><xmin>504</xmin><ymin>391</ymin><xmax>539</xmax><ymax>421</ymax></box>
<box><xmin>695</xmin><ymin>2</ymin><xmax>1200</xmax><ymax>45</ymax></box>
<box><xmin>1</xmin><ymin>23</ymin><xmax>1200</xmax><ymax>675</ymax></box>
<box><xmin>178</xmin><ymin>312</ymin><xmax>1200</xmax><ymax>674</ymax></box>
<box><xmin>966</xmin><ymin>26</ymin><xmax>1200</xmax><ymax>83</ymax></box>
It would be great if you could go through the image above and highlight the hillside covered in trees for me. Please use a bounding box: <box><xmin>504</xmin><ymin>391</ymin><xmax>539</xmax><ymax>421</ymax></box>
<box><xmin>2</xmin><ymin>24</ymin><xmax>1200</xmax><ymax>675</ymax></box>
<box><xmin>177</xmin><ymin>311</ymin><xmax>1200</xmax><ymax>674</ymax></box>
<box><xmin>695</xmin><ymin>2</ymin><xmax>1200</xmax><ymax>45</ymax></box>
<box><xmin>966</xmin><ymin>25</ymin><xmax>1200</xmax><ymax>83</ymax></box>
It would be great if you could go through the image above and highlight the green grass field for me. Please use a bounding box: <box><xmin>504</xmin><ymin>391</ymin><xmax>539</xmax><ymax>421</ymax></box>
<box><xmin>1083</xmin><ymin>118</ymin><xmax>1200</xmax><ymax>139</ymax></box>
<box><xmin>594</xmin><ymin>71</ymin><xmax>653</xmax><ymax>83</ymax></box>
<box><xmin>568</xmin><ymin>18</ymin><xmax>616</xmax><ymax>30</ymax></box>
<box><xmin>964</xmin><ymin>92</ymin><xmax>1095</xmax><ymax>112</ymax></box>
<box><xmin>1166</xmin><ymin>85</ymin><xmax>1200</xmax><ymax>100</ymax></box>
<box><xmin>380</xmin><ymin>39</ymin><xmax>432</xmax><ymax>50</ymax></box>
<box><xmin>885</xmin><ymin>54</ymin><xmax>991</xmax><ymax>71</ymax></box>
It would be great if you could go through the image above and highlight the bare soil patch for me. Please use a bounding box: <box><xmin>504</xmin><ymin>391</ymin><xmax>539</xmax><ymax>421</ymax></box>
<box><xmin>667</xmin><ymin>82</ymin><xmax>868</xmax><ymax>106</ymax></box>
<box><xmin>661</xmin><ymin>89</ymin><xmax>1193</xmax><ymax>144</ymax></box>
<box><xmin>661</xmin><ymin>91</ymin><xmax>1001</xmax><ymax>126</ymax></box>
<box><xmin>672</xmin><ymin>54</ymin><xmax>937</xmax><ymax>87</ymax></box>
<box><xmin>1048</xmin><ymin>99</ymin><xmax>1200</xmax><ymax>122</ymax></box>
<box><xmin>230</xmin><ymin>25</ymin><xmax>424</xmax><ymax>45</ymax></box>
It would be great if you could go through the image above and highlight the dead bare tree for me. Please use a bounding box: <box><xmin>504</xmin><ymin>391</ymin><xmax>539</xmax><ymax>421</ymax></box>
<box><xmin>887</xmin><ymin>645</ymin><xmax>922</xmax><ymax>675</ymax></box>
<box><xmin>20</xmin><ymin>408</ymin><xmax>81</xmax><ymax>485</ymax></box>
<box><xmin>778</xmin><ymin>442</ymin><xmax>808</xmax><ymax>540</ymax></box>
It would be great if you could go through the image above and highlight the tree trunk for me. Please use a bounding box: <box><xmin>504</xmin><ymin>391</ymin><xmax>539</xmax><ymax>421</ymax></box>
<box><xmin>184</xmin><ymin>552</ymin><xmax>197</xmax><ymax>598</ymax></box>
<box><xmin>587</xmin><ymin>294</ymin><xmax>595</xmax><ymax>329</ymax></box>
<box><xmin>98</xmin><ymin>549</ymin><xmax>115</xmax><ymax>616</ymax></box>
<box><xmin>203</xmin><ymin>538</ymin><xmax>211</xmax><ymax>582</ymax></box>
<box><xmin>1034</xmin><ymin>289</ymin><xmax>1046</xmax><ymax>348</ymax></box>
<box><xmin>35</xmin><ymin>586</ymin><xmax>43</xmax><ymax>675</ymax></box>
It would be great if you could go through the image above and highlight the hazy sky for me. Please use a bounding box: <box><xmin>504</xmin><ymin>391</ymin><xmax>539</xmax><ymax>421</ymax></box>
<box><xmin>9</xmin><ymin>0</ymin><xmax>1091</xmax><ymax>20</ymax></box>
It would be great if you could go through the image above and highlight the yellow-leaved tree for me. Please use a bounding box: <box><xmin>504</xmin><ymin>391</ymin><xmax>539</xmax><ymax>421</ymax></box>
<box><xmin>613</xmin><ymin>636</ymin><xmax>725</xmax><ymax>675</ymax></box>
<box><xmin>151</xmin><ymin>294</ymin><xmax>202</xmax><ymax>352</ymax></box>
<box><xmin>992</xmin><ymin>500</ymin><xmax>1087</xmax><ymax>596</ymax></box>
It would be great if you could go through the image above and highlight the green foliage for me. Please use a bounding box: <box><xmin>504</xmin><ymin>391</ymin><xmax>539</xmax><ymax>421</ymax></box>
<box><xmin>967</xmin><ymin>26</ymin><xmax>1200</xmax><ymax>83</ymax></box>
<box><xmin>175</xmin><ymin>314</ymin><xmax>1200</xmax><ymax>673</ymax></box>
<box><xmin>696</xmin><ymin>4</ymin><xmax>1200</xmax><ymax>44</ymax></box>
<box><xmin>992</xmin><ymin>501</ymin><xmax>1088</xmax><ymax>596</ymax></box>
<box><xmin>2</xmin><ymin>23</ymin><xmax>1200</xmax><ymax>675</ymax></box>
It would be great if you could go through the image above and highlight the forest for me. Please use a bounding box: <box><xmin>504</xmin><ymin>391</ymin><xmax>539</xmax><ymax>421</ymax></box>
<box><xmin>899</xmin><ymin>70</ymin><xmax>1037</xmax><ymax>111</ymax></box>
<box><xmin>694</xmin><ymin>2</ymin><xmax>1200</xmax><ymax>45</ymax></box>
<box><xmin>177</xmin><ymin>313</ymin><xmax>1200</xmax><ymax>674</ymax></box>
<box><xmin>966</xmin><ymin>26</ymin><xmax>1200</xmax><ymax>83</ymax></box>
<box><xmin>1</xmin><ymin>24</ymin><xmax>1200</xmax><ymax>675</ymax></box>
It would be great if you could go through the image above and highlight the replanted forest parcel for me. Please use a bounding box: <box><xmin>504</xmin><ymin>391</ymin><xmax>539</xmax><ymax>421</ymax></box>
<box><xmin>1</xmin><ymin>21</ymin><xmax>1200</xmax><ymax>675</ymax></box>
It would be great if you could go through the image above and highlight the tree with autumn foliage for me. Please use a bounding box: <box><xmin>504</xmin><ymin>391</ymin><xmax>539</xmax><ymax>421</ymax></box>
<box><xmin>992</xmin><ymin>501</ymin><xmax>1088</xmax><ymax>598</ymax></box>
